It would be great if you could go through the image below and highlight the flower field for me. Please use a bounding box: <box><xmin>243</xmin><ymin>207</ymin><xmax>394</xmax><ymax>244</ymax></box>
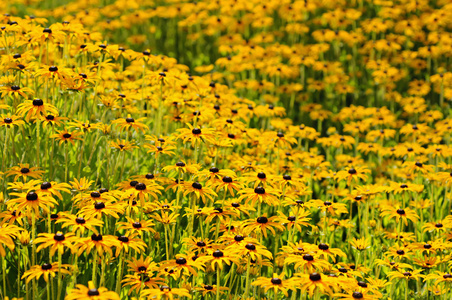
<box><xmin>0</xmin><ymin>0</ymin><xmax>452</xmax><ymax>299</ymax></box>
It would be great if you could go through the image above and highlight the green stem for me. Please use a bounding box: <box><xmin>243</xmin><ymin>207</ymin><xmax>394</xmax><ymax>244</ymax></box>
<box><xmin>216</xmin><ymin>267</ymin><xmax>221</xmax><ymax>300</ymax></box>
<box><xmin>92</xmin><ymin>250</ymin><xmax>98</xmax><ymax>286</ymax></box>
<box><xmin>57</xmin><ymin>251</ymin><xmax>62</xmax><ymax>300</ymax></box>
<box><xmin>244</xmin><ymin>256</ymin><xmax>251</xmax><ymax>298</ymax></box>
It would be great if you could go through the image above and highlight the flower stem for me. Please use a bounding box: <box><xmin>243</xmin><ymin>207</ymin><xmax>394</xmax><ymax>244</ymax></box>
<box><xmin>57</xmin><ymin>251</ymin><xmax>62</xmax><ymax>300</ymax></box>
<box><xmin>92</xmin><ymin>250</ymin><xmax>98</xmax><ymax>286</ymax></box>
<box><xmin>216</xmin><ymin>267</ymin><xmax>221</xmax><ymax>300</ymax></box>
<box><xmin>244</xmin><ymin>256</ymin><xmax>251</xmax><ymax>298</ymax></box>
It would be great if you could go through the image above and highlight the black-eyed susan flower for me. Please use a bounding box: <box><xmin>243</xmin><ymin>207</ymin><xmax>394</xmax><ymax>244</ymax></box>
<box><xmin>251</xmin><ymin>273</ymin><xmax>295</xmax><ymax>297</ymax></box>
<box><xmin>140</xmin><ymin>286</ymin><xmax>191</xmax><ymax>300</ymax></box>
<box><xmin>65</xmin><ymin>281</ymin><xmax>119</xmax><ymax>300</ymax></box>
<box><xmin>0</xmin><ymin>114</ymin><xmax>25</xmax><ymax>128</ymax></box>
<box><xmin>22</xmin><ymin>262</ymin><xmax>71</xmax><ymax>283</ymax></box>
<box><xmin>242</xmin><ymin>215</ymin><xmax>285</xmax><ymax>238</ymax></box>
<box><xmin>51</xmin><ymin>129</ymin><xmax>84</xmax><ymax>145</ymax></box>
<box><xmin>127</xmin><ymin>256</ymin><xmax>158</xmax><ymax>274</ymax></box>
<box><xmin>111</xmin><ymin>115</ymin><xmax>149</xmax><ymax>133</ymax></box>
<box><xmin>294</xmin><ymin>272</ymin><xmax>334</xmax><ymax>297</ymax></box>
<box><xmin>16</xmin><ymin>99</ymin><xmax>58</xmax><ymax>121</ymax></box>
<box><xmin>8</xmin><ymin>191</ymin><xmax>57</xmax><ymax>215</ymax></box>
<box><xmin>238</xmin><ymin>186</ymin><xmax>280</xmax><ymax>207</ymax></box>
<box><xmin>109</xmin><ymin>139</ymin><xmax>137</xmax><ymax>152</ymax></box>
<box><xmin>76</xmin><ymin>234</ymin><xmax>119</xmax><ymax>257</ymax></box>
<box><xmin>380</xmin><ymin>205</ymin><xmax>419</xmax><ymax>226</ymax></box>
<box><xmin>56</xmin><ymin>214</ymin><xmax>103</xmax><ymax>235</ymax></box>
<box><xmin>34</xmin><ymin>231</ymin><xmax>77</xmax><ymax>256</ymax></box>
<box><xmin>117</xmin><ymin>217</ymin><xmax>156</xmax><ymax>235</ymax></box>
<box><xmin>6</xmin><ymin>164</ymin><xmax>44</xmax><ymax>181</ymax></box>
<box><xmin>115</xmin><ymin>233</ymin><xmax>147</xmax><ymax>256</ymax></box>
<box><xmin>177</xmin><ymin>123</ymin><xmax>217</xmax><ymax>147</ymax></box>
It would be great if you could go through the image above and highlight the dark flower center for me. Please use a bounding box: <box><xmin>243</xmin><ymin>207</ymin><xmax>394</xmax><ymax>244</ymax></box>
<box><xmin>11</xmin><ymin>85</ymin><xmax>20</xmax><ymax>91</ymax></box>
<box><xmin>303</xmin><ymin>254</ymin><xmax>314</xmax><ymax>261</ymax></box>
<box><xmin>257</xmin><ymin>216</ymin><xmax>268</xmax><ymax>224</ymax></box>
<box><xmin>91</xmin><ymin>234</ymin><xmax>103</xmax><ymax>241</ymax></box>
<box><xmin>53</xmin><ymin>233</ymin><xmax>65</xmax><ymax>241</ymax></box>
<box><xmin>357</xmin><ymin>281</ymin><xmax>367</xmax><ymax>288</ymax></box>
<box><xmin>443</xmin><ymin>274</ymin><xmax>452</xmax><ymax>279</ymax></box>
<box><xmin>209</xmin><ymin>167</ymin><xmax>219</xmax><ymax>173</ymax></box>
<box><xmin>400</xmin><ymin>184</ymin><xmax>408</xmax><ymax>188</ymax></box>
<box><xmin>196</xmin><ymin>241</ymin><xmax>206</xmax><ymax>247</ymax></box>
<box><xmin>423</xmin><ymin>244</ymin><xmax>432</xmax><ymax>249</ymax></box>
<box><xmin>76</xmin><ymin>217</ymin><xmax>86</xmax><ymax>224</ymax></box>
<box><xmin>283</xmin><ymin>174</ymin><xmax>291</xmax><ymax>180</ymax></box>
<box><xmin>396</xmin><ymin>209</ymin><xmax>405</xmax><ymax>215</ymax></box>
<box><xmin>125</xmin><ymin>117</ymin><xmax>134</xmax><ymax>123</ymax></box>
<box><xmin>192</xmin><ymin>182</ymin><xmax>202</xmax><ymax>189</ymax></box>
<box><xmin>4</xmin><ymin>118</ymin><xmax>12</xmax><ymax>123</ymax></box>
<box><xmin>118</xmin><ymin>236</ymin><xmax>129</xmax><ymax>243</ymax></box>
<box><xmin>176</xmin><ymin>162</ymin><xmax>186</xmax><ymax>167</ymax></box>
<box><xmin>309</xmin><ymin>273</ymin><xmax>321</xmax><ymax>281</ymax></box>
<box><xmin>288</xmin><ymin>216</ymin><xmax>296</xmax><ymax>222</ymax></box>
<box><xmin>94</xmin><ymin>202</ymin><xmax>105</xmax><ymax>209</ymax></box>
<box><xmin>254</xmin><ymin>187</ymin><xmax>265</xmax><ymax>194</ymax></box>
<box><xmin>318</xmin><ymin>243</ymin><xmax>329</xmax><ymax>250</ymax></box>
<box><xmin>338</xmin><ymin>267</ymin><xmax>347</xmax><ymax>273</ymax></box>
<box><xmin>222</xmin><ymin>176</ymin><xmax>232</xmax><ymax>183</ymax></box>
<box><xmin>41</xmin><ymin>182</ymin><xmax>52</xmax><ymax>189</ymax></box>
<box><xmin>135</xmin><ymin>183</ymin><xmax>146</xmax><ymax>190</ymax></box>
<box><xmin>348</xmin><ymin>168</ymin><xmax>357</xmax><ymax>174</ymax></box>
<box><xmin>26</xmin><ymin>192</ymin><xmax>38</xmax><ymax>201</ymax></box>
<box><xmin>245</xmin><ymin>243</ymin><xmax>256</xmax><ymax>250</ymax></box>
<box><xmin>21</xmin><ymin>168</ymin><xmax>30</xmax><ymax>174</ymax></box>
<box><xmin>63</xmin><ymin>133</ymin><xmax>72</xmax><ymax>139</ymax></box>
<box><xmin>41</xmin><ymin>263</ymin><xmax>52</xmax><ymax>270</ymax></box>
<box><xmin>204</xmin><ymin>285</ymin><xmax>213</xmax><ymax>290</ymax></box>
<box><xmin>396</xmin><ymin>250</ymin><xmax>405</xmax><ymax>255</ymax></box>
<box><xmin>212</xmin><ymin>250</ymin><xmax>223</xmax><ymax>257</ymax></box>
<box><xmin>277</xmin><ymin>132</ymin><xmax>284</xmax><ymax>138</ymax></box>
<box><xmin>192</xmin><ymin>128</ymin><xmax>202</xmax><ymax>135</ymax></box>
<box><xmin>91</xmin><ymin>192</ymin><xmax>101</xmax><ymax>198</ymax></box>
<box><xmin>43</xmin><ymin>28</ymin><xmax>52</xmax><ymax>33</ymax></box>
<box><xmin>271</xmin><ymin>278</ymin><xmax>282</xmax><ymax>285</ymax></box>
<box><xmin>403</xmin><ymin>272</ymin><xmax>412</xmax><ymax>277</ymax></box>
<box><xmin>257</xmin><ymin>172</ymin><xmax>266</xmax><ymax>179</ymax></box>
<box><xmin>415</xmin><ymin>161</ymin><xmax>423</xmax><ymax>167</ymax></box>
<box><xmin>145</xmin><ymin>174</ymin><xmax>154</xmax><ymax>179</ymax></box>
<box><xmin>130</xmin><ymin>181</ymin><xmax>138</xmax><ymax>187</ymax></box>
<box><xmin>435</xmin><ymin>223</ymin><xmax>443</xmax><ymax>228</ymax></box>
<box><xmin>231</xmin><ymin>202</ymin><xmax>240</xmax><ymax>208</ymax></box>
<box><xmin>138</xmin><ymin>266</ymin><xmax>147</xmax><ymax>272</ymax></box>
<box><xmin>352</xmin><ymin>292</ymin><xmax>364</xmax><ymax>299</ymax></box>
<box><xmin>132</xmin><ymin>222</ymin><xmax>142</xmax><ymax>229</ymax></box>
<box><xmin>176</xmin><ymin>257</ymin><xmax>187</xmax><ymax>265</ymax></box>
<box><xmin>234</xmin><ymin>235</ymin><xmax>244</xmax><ymax>242</ymax></box>
<box><xmin>49</xmin><ymin>66</ymin><xmax>58</xmax><ymax>72</ymax></box>
<box><xmin>87</xmin><ymin>289</ymin><xmax>99</xmax><ymax>296</ymax></box>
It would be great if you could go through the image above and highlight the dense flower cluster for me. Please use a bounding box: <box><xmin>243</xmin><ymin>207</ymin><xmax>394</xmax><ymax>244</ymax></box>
<box><xmin>0</xmin><ymin>0</ymin><xmax>451</xmax><ymax>299</ymax></box>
